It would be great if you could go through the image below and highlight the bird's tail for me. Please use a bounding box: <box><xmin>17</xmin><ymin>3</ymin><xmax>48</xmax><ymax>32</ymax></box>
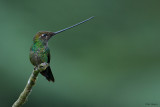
<box><xmin>40</xmin><ymin>66</ymin><xmax>54</xmax><ymax>82</ymax></box>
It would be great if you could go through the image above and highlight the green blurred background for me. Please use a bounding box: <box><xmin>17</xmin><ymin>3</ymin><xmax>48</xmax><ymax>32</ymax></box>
<box><xmin>0</xmin><ymin>0</ymin><xmax>160</xmax><ymax>107</ymax></box>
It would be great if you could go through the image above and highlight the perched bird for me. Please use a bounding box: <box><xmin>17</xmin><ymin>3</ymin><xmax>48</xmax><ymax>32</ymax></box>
<box><xmin>29</xmin><ymin>16</ymin><xmax>94</xmax><ymax>82</ymax></box>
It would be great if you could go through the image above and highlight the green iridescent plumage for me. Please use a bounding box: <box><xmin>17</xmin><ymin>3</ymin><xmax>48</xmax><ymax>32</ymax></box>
<box><xmin>30</xmin><ymin>31</ymin><xmax>54</xmax><ymax>82</ymax></box>
<box><xmin>30</xmin><ymin>40</ymin><xmax>50</xmax><ymax>66</ymax></box>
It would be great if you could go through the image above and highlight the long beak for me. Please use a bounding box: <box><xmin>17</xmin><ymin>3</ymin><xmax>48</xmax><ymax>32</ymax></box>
<box><xmin>53</xmin><ymin>16</ymin><xmax>94</xmax><ymax>35</ymax></box>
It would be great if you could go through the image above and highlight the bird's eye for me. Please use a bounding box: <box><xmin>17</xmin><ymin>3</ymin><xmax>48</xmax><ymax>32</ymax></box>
<box><xmin>41</xmin><ymin>34</ymin><xmax>47</xmax><ymax>37</ymax></box>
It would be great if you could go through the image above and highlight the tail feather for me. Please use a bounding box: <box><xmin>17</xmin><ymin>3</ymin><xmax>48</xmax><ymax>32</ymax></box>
<box><xmin>40</xmin><ymin>66</ymin><xmax>54</xmax><ymax>82</ymax></box>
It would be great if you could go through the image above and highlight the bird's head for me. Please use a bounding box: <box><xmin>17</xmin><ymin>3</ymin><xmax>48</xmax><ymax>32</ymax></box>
<box><xmin>33</xmin><ymin>31</ymin><xmax>55</xmax><ymax>43</ymax></box>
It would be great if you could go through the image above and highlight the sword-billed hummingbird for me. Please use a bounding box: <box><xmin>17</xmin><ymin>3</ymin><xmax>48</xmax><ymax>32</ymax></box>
<box><xmin>29</xmin><ymin>16</ymin><xmax>94</xmax><ymax>82</ymax></box>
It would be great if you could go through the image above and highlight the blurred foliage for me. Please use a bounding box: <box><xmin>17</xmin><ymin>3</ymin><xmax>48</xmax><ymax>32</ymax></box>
<box><xmin>0</xmin><ymin>0</ymin><xmax>160</xmax><ymax>107</ymax></box>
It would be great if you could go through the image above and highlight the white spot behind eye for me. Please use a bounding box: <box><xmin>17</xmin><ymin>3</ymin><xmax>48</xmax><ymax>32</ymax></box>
<box><xmin>41</xmin><ymin>34</ymin><xmax>46</xmax><ymax>37</ymax></box>
<box><xmin>42</xmin><ymin>34</ymin><xmax>48</xmax><ymax>37</ymax></box>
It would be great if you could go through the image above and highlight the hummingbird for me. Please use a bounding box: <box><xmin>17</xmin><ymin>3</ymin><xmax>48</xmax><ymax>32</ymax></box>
<box><xmin>29</xmin><ymin>16</ymin><xmax>94</xmax><ymax>82</ymax></box>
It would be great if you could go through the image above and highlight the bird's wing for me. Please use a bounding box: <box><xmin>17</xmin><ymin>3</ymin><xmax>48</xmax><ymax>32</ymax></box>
<box><xmin>47</xmin><ymin>48</ymin><xmax>50</xmax><ymax>63</ymax></box>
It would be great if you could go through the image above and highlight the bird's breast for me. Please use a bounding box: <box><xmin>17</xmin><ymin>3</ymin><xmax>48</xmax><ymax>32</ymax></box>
<box><xmin>30</xmin><ymin>48</ymin><xmax>48</xmax><ymax>66</ymax></box>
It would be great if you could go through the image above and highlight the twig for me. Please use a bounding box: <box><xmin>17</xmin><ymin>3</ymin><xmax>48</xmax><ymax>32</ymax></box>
<box><xmin>12</xmin><ymin>63</ymin><xmax>49</xmax><ymax>107</ymax></box>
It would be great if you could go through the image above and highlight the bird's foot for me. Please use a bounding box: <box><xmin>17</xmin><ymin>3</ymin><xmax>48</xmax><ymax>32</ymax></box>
<box><xmin>38</xmin><ymin>62</ymin><xmax>49</xmax><ymax>72</ymax></box>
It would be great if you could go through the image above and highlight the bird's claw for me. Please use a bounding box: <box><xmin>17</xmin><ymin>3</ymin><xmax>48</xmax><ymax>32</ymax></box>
<box><xmin>38</xmin><ymin>62</ymin><xmax>49</xmax><ymax>71</ymax></box>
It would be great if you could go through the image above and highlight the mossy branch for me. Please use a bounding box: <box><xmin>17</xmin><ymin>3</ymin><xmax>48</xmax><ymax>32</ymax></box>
<box><xmin>12</xmin><ymin>63</ymin><xmax>49</xmax><ymax>107</ymax></box>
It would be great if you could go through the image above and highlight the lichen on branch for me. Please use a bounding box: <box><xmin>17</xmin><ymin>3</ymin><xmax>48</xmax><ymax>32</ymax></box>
<box><xmin>12</xmin><ymin>62</ymin><xmax>49</xmax><ymax>107</ymax></box>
